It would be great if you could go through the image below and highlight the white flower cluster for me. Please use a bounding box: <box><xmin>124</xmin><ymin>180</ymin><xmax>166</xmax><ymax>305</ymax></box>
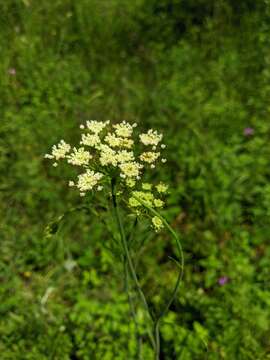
<box><xmin>44</xmin><ymin>140</ymin><xmax>71</xmax><ymax>167</ymax></box>
<box><xmin>139</xmin><ymin>129</ymin><xmax>163</xmax><ymax>146</ymax></box>
<box><xmin>44</xmin><ymin>120</ymin><xmax>168</xmax><ymax>213</ymax></box>
<box><xmin>67</xmin><ymin>147</ymin><xmax>92</xmax><ymax>166</ymax></box>
<box><xmin>69</xmin><ymin>170</ymin><xmax>103</xmax><ymax>197</ymax></box>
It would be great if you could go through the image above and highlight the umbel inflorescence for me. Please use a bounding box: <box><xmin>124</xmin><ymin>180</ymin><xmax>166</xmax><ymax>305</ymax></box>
<box><xmin>45</xmin><ymin>120</ymin><xmax>169</xmax><ymax>231</ymax></box>
<box><xmin>44</xmin><ymin>120</ymin><xmax>183</xmax><ymax>358</ymax></box>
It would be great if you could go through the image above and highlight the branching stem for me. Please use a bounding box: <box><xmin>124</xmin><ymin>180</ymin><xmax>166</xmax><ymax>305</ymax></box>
<box><xmin>110</xmin><ymin>181</ymin><xmax>184</xmax><ymax>360</ymax></box>
<box><xmin>111</xmin><ymin>179</ymin><xmax>156</xmax><ymax>352</ymax></box>
<box><xmin>132</xmin><ymin>195</ymin><xmax>184</xmax><ymax>360</ymax></box>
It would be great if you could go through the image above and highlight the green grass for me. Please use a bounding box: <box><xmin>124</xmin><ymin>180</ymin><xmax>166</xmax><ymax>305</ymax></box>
<box><xmin>1</xmin><ymin>1</ymin><xmax>270</xmax><ymax>359</ymax></box>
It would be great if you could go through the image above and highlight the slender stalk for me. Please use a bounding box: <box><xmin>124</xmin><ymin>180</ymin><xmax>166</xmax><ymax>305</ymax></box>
<box><xmin>154</xmin><ymin>322</ymin><xmax>160</xmax><ymax>360</ymax></box>
<box><xmin>132</xmin><ymin>195</ymin><xmax>184</xmax><ymax>360</ymax></box>
<box><xmin>124</xmin><ymin>259</ymin><xmax>142</xmax><ymax>359</ymax></box>
<box><xmin>124</xmin><ymin>218</ymin><xmax>142</xmax><ymax>359</ymax></box>
<box><xmin>111</xmin><ymin>179</ymin><xmax>156</xmax><ymax>352</ymax></box>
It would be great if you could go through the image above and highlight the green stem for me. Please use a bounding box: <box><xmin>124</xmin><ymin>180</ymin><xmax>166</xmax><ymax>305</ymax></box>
<box><xmin>154</xmin><ymin>322</ymin><xmax>160</xmax><ymax>360</ymax></box>
<box><xmin>111</xmin><ymin>179</ymin><xmax>156</xmax><ymax>352</ymax></box>
<box><xmin>133</xmin><ymin>195</ymin><xmax>184</xmax><ymax>360</ymax></box>
<box><xmin>123</xmin><ymin>217</ymin><xmax>142</xmax><ymax>359</ymax></box>
<box><xmin>124</xmin><ymin>259</ymin><xmax>142</xmax><ymax>359</ymax></box>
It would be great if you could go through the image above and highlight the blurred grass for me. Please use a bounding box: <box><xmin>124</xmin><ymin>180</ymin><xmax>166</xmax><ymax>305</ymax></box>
<box><xmin>1</xmin><ymin>0</ymin><xmax>270</xmax><ymax>359</ymax></box>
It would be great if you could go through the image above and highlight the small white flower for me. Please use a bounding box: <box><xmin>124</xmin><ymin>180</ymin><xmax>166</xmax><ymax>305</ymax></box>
<box><xmin>161</xmin><ymin>158</ymin><xmax>167</xmax><ymax>163</ymax></box>
<box><xmin>105</xmin><ymin>133</ymin><xmax>134</xmax><ymax>149</ymax></box>
<box><xmin>161</xmin><ymin>144</ymin><xmax>166</xmax><ymax>149</ymax></box>
<box><xmin>67</xmin><ymin>147</ymin><xmax>92</xmax><ymax>166</ymax></box>
<box><xmin>140</xmin><ymin>151</ymin><xmax>160</xmax><ymax>164</ymax></box>
<box><xmin>45</xmin><ymin>140</ymin><xmax>71</xmax><ymax>161</ymax></box>
<box><xmin>119</xmin><ymin>137</ymin><xmax>134</xmax><ymax>149</ymax></box>
<box><xmin>76</xmin><ymin>170</ymin><xmax>103</xmax><ymax>192</ymax></box>
<box><xmin>86</xmin><ymin>120</ymin><xmax>108</xmax><ymax>134</ymax></box>
<box><xmin>119</xmin><ymin>162</ymin><xmax>143</xmax><ymax>178</ymax></box>
<box><xmin>99</xmin><ymin>145</ymin><xmax>118</xmax><ymax>166</ymax></box>
<box><xmin>113</xmin><ymin>121</ymin><xmax>134</xmax><ymax>138</ymax></box>
<box><xmin>80</xmin><ymin>133</ymin><xmax>100</xmax><ymax>147</ymax></box>
<box><xmin>140</xmin><ymin>129</ymin><xmax>163</xmax><ymax>146</ymax></box>
<box><xmin>104</xmin><ymin>133</ymin><xmax>121</xmax><ymax>147</ymax></box>
<box><xmin>117</xmin><ymin>150</ymin><xmax>134</xmax><ymax>164</ymax></box>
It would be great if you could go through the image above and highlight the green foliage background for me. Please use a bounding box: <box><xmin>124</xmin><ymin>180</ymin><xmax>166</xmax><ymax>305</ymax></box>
<box><xmin>1</xmin><ymin>0</ymin><xmax>270</xmax><ymax>359</ymax></box>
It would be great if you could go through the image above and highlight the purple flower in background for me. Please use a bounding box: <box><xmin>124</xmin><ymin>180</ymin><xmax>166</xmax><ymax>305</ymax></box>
<box><xmin>218</xmin><ymin>276</ymin><xmax>229</xmax><ymax>286</ymax></box>
<box><xmin>8</xmin><ymin>68</ymin><xmax>16</xmax><ymax>76</ymax></box>
<box><xmin>243</xmin><ymin>127</ymin><xmax>254</xmax><ymax>136</ymax></box>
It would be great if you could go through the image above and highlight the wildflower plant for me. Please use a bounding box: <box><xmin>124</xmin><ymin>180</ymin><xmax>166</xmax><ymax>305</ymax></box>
<box><xmin>45</xmin><ymin>120</ymin><xmax>184</xmax><ymax>359</ymax></box>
